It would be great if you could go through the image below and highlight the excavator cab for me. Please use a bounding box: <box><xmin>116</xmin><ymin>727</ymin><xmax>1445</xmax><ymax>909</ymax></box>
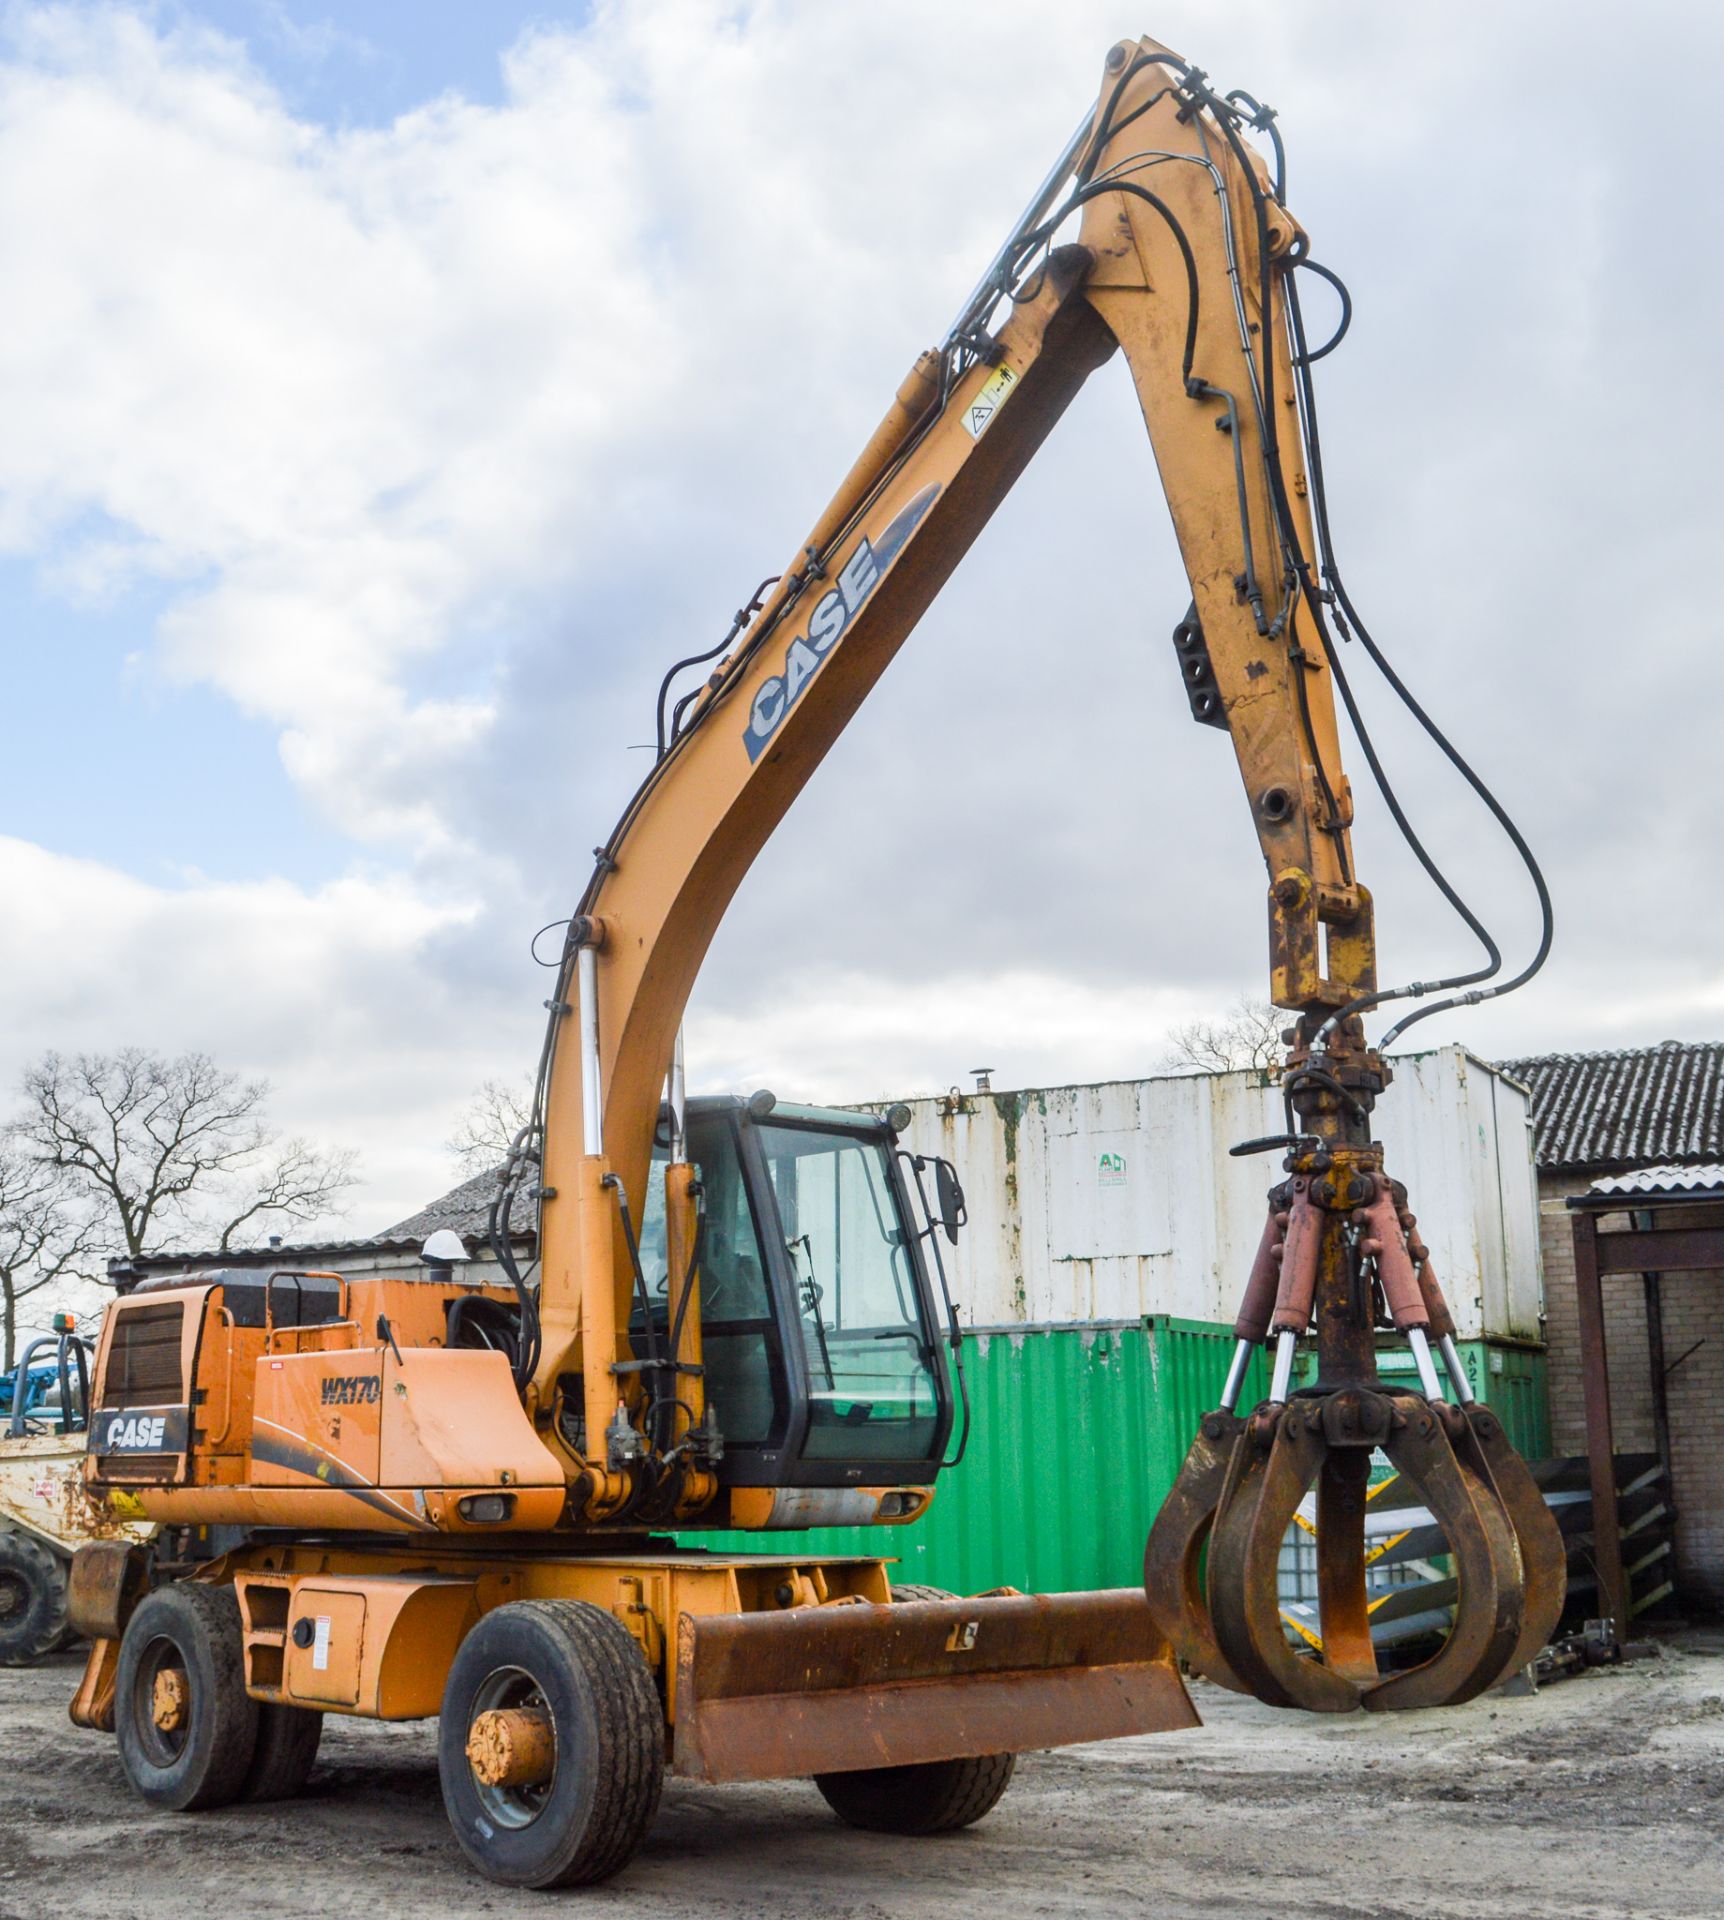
<box><xmin>632</xmin><ymin>1097</ymin><xmax>957</xmax><ymax>1493</ymax></box>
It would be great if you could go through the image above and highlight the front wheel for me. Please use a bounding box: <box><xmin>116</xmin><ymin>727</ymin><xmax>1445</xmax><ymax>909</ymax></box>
<box><xmin>437</xmin><ymin>1600</ymin><xmax>664</xmax><ymax>1889</ymax></box>
<box><xmin>814</xmin><ymin>1583</ymin><xmax>1017</xmax><ymax>1835</ymax></box>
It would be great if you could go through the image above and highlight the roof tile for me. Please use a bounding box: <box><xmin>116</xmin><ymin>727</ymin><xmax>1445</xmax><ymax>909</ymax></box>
<box><xmin>1497</xmin><ymin>1040</ymin><xmax>1724</xmax><ymax>1171</ymax></box>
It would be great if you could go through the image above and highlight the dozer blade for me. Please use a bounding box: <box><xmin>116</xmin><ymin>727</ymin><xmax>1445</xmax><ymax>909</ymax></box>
<box><xmin>673</xmin><ymin>1588</ymin><xmax>1199</xmax><ymax>1783</ymax></box>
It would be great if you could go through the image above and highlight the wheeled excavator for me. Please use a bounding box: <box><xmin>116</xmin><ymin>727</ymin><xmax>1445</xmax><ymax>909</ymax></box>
<box><xmin>67</xmin><ymin>33</ymin><xmax>1565</xmax><ymax>1890</ymax></box>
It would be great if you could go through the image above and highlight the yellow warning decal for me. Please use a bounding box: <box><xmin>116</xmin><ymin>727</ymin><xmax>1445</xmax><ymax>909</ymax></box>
<box><xmin>962</xmin><ymin>360</ymin><xmax>1018</xmax><ymax>439</ymax></box>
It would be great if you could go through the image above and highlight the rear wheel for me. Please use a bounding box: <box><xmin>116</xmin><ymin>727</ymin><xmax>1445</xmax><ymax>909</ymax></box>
<box><xmin>814</xmin><ymin>1583</ymin><xmax>1017</xmax><ymax>1835</ymax></box>
<box><xmin>241</xmin><ymin>1703</ymin><xmax>324</xmax><ymax>1801</ymax></box>
<box><xmin>115</xmin><ymin>1582</ymin><xmax>258</xmax><ymax>1811</ymax></box>
<box><xmin>0</xmin><ymin>1532</ymin><xmax>68</xmax><ymax>1667</ymax></box>
<box><xmin>438</xmin><ymin>1599</ymin><xmax>664</xmax><ymax>1888</ymax></box>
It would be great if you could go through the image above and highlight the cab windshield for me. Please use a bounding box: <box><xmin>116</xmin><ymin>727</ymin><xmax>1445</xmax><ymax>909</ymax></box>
<box><xmin>756</xmin><ymin>1119</ymin><xmax>942</xmax><ymax>1462</ymax></box>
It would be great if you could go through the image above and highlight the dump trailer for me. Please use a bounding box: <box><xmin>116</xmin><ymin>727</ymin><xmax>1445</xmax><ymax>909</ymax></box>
<box><xmin>0</xmin><ymin>1319</ymin><xmax>150</xmax><ymax>1664</ymax></box>
<box><xmin>71</xmin><ymin>28</ymin><xmax>1559</xmax><ymax>1891</ymax></box>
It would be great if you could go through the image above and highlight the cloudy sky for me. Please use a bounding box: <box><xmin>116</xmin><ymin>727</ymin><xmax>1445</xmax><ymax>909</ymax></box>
<box><xmin>1</xmin><ymin>0</ymin><xmax>1719</xmax><ymax>1241</ymax></box>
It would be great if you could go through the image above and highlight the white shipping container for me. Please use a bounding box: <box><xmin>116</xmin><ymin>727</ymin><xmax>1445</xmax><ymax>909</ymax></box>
<box><xmin>877</xmin><ymin>1046</ymin><xmax>1541</xmax><ymax>1343</ymax></box>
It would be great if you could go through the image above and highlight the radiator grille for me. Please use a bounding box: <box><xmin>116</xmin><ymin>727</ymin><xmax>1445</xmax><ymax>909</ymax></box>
<box><xmin>101</xmin><ymin>1301</ymin><xmax>186</xmax><ymax>1410</ymax></box>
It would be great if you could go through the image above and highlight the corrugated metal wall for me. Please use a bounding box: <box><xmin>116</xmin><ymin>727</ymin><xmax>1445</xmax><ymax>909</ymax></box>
<box><xmin>875</xmin><ymin>1047</ymin><xmax>1542</xmax><ymax>1342</ymax></box>
<box><xmin>683</xmin><ymin>1316</ymin><xmax>1264</xmax><ymax>1595</ymax></box>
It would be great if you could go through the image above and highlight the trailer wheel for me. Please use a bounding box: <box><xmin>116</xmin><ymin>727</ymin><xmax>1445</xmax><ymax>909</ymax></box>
<box><xmin>115</xmin><ymin>1582</ymin><xmax>258</xmax><ymax>1811</ymax></box>
<box><xmin>241</xmin><ymin>1703</ymin><xmax>324</xmax><ymax>1801</ymax></box>
<box><xmin>814</xmin><ymin>1583</ymin><xmax>1017</xmax><ymax>1835</ymax></box>
<box><xmin>0</xmin><ymin>1532</ymin><xmax>69</xmax><ymax>1667</ymax></box>
<box><xmin>438</xmin><ymin>1599</ymin><xmax>664</xmax><ymax>1888</ymax></box>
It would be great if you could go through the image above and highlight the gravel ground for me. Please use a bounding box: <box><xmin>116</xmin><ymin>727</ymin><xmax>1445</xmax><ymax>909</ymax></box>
<box><xmin>2</xmin><ymin>1632</ymin><xmax>1721</xmax><ymax>1919</ymax></box>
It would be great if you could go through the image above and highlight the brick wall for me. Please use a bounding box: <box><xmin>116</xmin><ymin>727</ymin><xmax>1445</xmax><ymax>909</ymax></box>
<box><xmin>1658</xmin><ymin>1269</ymin><xmax>1724</xmax><ymax>1604</ymax></box>
<box><xmin>1539</xmin><ymin>1175</ymin><xmax>1655</xmax><ymax>1454</ymax></box>
<box><xmin>1539</xmin><ymin>1177</ymin><xmax>1724</xmax><ymax>1607</ymax></box>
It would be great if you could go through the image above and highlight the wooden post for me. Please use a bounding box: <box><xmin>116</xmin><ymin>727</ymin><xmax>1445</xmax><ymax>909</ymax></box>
<box><xmin>1571</xmin><ymin>1208</ymin><xmax>1625</xmax><ymax>1645</ymax></box>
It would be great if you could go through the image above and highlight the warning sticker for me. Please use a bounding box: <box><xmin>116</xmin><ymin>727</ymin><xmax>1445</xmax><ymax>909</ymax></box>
<box><xmin>962</xmin><ymin>360</ymin><xmax>1019</xmax><ymax>439</ymax></box>
<box><xmin>312</xmin><ymin>1615</ymin><xmax>331</xmax><ymax>1671</ymax></box>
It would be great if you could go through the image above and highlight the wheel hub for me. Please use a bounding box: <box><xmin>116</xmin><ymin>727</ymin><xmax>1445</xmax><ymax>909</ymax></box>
<box><xmin>466</xmin><ymin>1667</ymin><xmax>557</xmax><ymax>1829</ymax></box>
<box><xmin>467</xmin><ymin>1707</ymin><xmax>556</xmax><ymax>1789</ymax></box>
<box><xmin>152</xmin><ymin>1668</ymin><xmax>189</xmax><ymax>1733</ymax></box>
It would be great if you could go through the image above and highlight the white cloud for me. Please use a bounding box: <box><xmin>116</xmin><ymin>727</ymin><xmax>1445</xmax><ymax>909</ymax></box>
<box><xmin>0</xmin><ymin>0</ymin><xmax>1720</xmax><ymax>1275</ymax></box>
<box><xmin>686</xmin><ymin>967</ymin><xmax>1212</xmax><ymax>1108</ymax></box>
<box><xmin>0</xmin><ymin>833</ymin><xmax>511</xmax><ymax>1229</ymax></box>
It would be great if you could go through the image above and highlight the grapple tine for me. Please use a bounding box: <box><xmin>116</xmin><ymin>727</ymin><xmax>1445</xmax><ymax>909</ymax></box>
<box><xmin>1451</xmin><ymin>1403</ymin><xmax>1568</xmax><ymax>1675</ymax></box>
<box><xmin>1314</xmin><ymin>1447</ymin><xmax>1377</xmax><ymax>1685</ymax></box>
<box><xmin>1207</xmin><ymin>1406</ymin><xmax>1360</xmax><ymax>1712</ymax></box>
<box><xmin>1143</xmin><ymin>1413</ymin><xmax>1253</xmax><ymax>1694</ymax></box>
<box><xmin>1361</xmin><ymin>1395</ymin><xmax>1523</xmax><ymax>1712</ymax></box>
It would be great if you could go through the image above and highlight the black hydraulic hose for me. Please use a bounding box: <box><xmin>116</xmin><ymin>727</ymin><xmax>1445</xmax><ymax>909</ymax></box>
<box><xmin>1075</xmin><ymin>86</ymin><xmax>1180</xmax><ymax>168</ymax></box>
<box><xmin>1076</xmin><ymin>50</ymin><xmax>1194</xmax><ymax>186</ymax></box>
<box><xmin>1292</xmin><ymin>258</ymin><xmax>1351</xmax><ymax>364</ymax></box>
<box><xmin>1018</xmin><ymin>178</ymin><xmax>1204</xmax><ymax>386</ymax></box>
<box><xmin>1224</xmin><ymin>88</ymin><xmax>1285</xmax><ymax>202</ymax></box>
<box><xmin>1185</xmin><ymin>72</ymin><xmax>1547</xmax><ymax>1032</ymax></box>
<box><xmin>1282</xmin><ymin>265</ymin><xmax>1554</xmax><ymax>1039</ymax></box>
<box><xmin>654</xmin><ymin>577</ymin><xmax>778</xmax><ymax>759</ymax></box>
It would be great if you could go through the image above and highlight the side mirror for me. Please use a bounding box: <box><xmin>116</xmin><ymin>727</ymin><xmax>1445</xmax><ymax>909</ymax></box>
<box><xmin>933</xmin><ymin>1159</ymin><xmax>967</xmax><ymax>1246</ymax></box>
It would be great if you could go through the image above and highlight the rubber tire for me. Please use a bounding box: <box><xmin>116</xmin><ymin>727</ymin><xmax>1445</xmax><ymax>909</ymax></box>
<box><xmin>437</xmin><ymin>1600</ymin><xmax>664</xmax><ymax>1889</ymax></box>
<box><xmin>814</xmin><ymin>1583</ymin><xmax>1017</xmax><ymax>1836</ymax></box>
<box><xmin>240</xmin><ymin>1703</ymin><xmax>324</xmax><ymax>1801</ymax></box>
<box><xmin>0</xmin><ymin>1532</ymin><xmax>69</xmax><ymax>1667</ymax></box>
<box><xmin>116</xmin><ymin>1582</ymin><xmax>258</xmax><ymax>1812</ymax></box>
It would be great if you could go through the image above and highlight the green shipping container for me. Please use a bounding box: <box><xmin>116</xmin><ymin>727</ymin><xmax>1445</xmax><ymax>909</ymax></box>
<box><xmin>678</xmin><ymin>1315</ymin><xmax>1264</xmax><ymax>1596</ymax></box>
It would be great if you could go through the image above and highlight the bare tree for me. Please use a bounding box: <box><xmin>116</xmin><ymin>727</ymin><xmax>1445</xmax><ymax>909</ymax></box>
<box><xmin>1158</xmin><ymin>997</ymin><xmax>1286</xmax><ymax>1078</ymax></box>
<box><xmin>17</xmin><ymin>1049</ymin><xmax>358</xmax><ymax>1261</ymax></box>
<box><xmin>446</xmin><ymin>1076</ymin><xmax>534</xmax><ymax>1177</ymax></box>
<box><xmin>0</xmin><ymin>1143</ymin><xmax>98</xmax><ymax>1369</ymax></box>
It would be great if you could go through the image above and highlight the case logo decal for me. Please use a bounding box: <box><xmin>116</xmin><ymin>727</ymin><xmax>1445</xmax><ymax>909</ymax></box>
<box><xmin>742</xmin><ymin>484</ymin><xmax>940</xmax><ymax>761</ymax></box>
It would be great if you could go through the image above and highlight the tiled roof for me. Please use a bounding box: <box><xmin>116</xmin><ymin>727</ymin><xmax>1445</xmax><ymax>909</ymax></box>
<box><xmin>383</xmin><ymin>1165</ymin><xmax>513</xmax><ymax>1241</ymax></box>
<box><xmin>1585</xmin><ymin>1164</ymin><xmax>1724</xmax><ymax>1198</ymax></box>
<box><xmin>1497</xmin><ymin>1040</ymin><xmax>1724</xmax><ymax>1171</ymax></box>
<box><xmin>116</xmin><ymin>1231</ymin><xmax>427</xmax><ymax>1277</ymax></box>
<box><xmin>116</xmin><ymin>1165</ymin><xmax>526</xmax><ymax>1277</ymax></box>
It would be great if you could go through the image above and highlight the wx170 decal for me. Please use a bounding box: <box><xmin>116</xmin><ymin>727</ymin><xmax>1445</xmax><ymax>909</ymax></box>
<box><xmin>742</xmin><ymin>483</ymin><xmax>940</xmax><ymax>762</ymax></box>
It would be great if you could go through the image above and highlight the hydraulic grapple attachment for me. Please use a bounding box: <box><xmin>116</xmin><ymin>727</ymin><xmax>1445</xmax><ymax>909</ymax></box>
<box><xmin>1146</xmin><ymin>1142</ymin><xmax>1565</xmax><ymax>1712</ymax></box>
